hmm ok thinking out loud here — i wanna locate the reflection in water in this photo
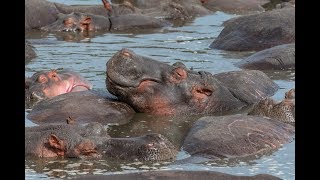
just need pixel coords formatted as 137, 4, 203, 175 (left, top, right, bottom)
25, 3, 294, 179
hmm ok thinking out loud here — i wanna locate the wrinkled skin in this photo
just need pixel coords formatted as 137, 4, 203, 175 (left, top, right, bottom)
249, 88, 295, 123
25, 41, 37, 62
181, 114, 294, 161
27, 90, 135, 125
25, 69, 92, 103
41, 12, 170, 33
236, 43, 295, 70
25, 123, 177, 161
200, 0, 266, 14
73, 170, 281, 180
210, 7, 295, 51
106, 48, 278, 116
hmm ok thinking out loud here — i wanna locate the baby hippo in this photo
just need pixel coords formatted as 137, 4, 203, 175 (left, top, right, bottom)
249, 88, 295, 123
25, 69, 92, 102
25, 123, 178, 161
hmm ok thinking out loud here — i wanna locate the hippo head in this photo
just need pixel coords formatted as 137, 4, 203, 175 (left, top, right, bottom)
106, 48, 243, 116
25, 69, 92, 102
102, 133, 178, 161
41, 12, 110, 33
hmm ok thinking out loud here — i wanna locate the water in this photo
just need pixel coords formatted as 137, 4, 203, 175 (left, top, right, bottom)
25, 0, 295, 179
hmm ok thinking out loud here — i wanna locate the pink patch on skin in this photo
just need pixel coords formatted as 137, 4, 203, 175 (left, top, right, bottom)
148, 96, 175, 115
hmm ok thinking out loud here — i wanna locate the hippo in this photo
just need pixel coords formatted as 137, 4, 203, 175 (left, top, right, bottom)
27, 90, 135, 125
73, 170, 281, 180
210, 7, 295, 51
25, 41, 37, 62
181, 114, 294, 162
248, 88, 295, 123
25, 69, 92, 103
236, 43, 295, 70
199, 0, 266, 14
106, 48, 278, 116
25, 123, 178, 161
41, 12, 170, 33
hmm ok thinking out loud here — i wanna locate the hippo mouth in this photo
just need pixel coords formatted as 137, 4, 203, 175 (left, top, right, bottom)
67, 84, 92, 93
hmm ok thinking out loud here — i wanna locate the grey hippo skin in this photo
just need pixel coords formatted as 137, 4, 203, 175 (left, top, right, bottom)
182, 114, 294, 161
27, 90, 135, 125
106, 48, 278, 116
25, 69, 92, 102
210, 7, 295, 51
25, 41, 37, 62
73, 170, 281, 180
25, 123, 177, 161
249, 88, 295, 123
236, 43, 295, 70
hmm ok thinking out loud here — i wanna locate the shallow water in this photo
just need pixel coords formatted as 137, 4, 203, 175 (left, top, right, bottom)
25, 0, 295, 179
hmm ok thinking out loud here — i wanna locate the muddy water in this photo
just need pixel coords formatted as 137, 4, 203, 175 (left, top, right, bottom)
25, 0, 295, 179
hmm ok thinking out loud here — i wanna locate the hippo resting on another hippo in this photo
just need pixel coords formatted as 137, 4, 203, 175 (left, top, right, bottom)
249, 88, 295, 123
180, 114, 294, 163
25, 122, 177, 161
25, 69, 92, 103
210, 7, 295, 51
106, 48, 278, 116
236, 43, 295, 70
74, 170, 281, 180
27, 90, 135, 125
25, 41, 37, 62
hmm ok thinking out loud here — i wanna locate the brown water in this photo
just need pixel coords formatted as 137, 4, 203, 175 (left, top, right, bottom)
25, 0, 295, 179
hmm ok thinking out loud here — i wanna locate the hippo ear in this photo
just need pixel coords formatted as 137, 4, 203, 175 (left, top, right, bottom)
48, 134, 65, 151
171, 67, 187, 82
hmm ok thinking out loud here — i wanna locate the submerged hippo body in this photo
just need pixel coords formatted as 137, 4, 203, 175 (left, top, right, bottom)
27, 90, 135, 125
25, 123, 177, 161
25, 69, 92, 103
106, 48, 278, 116
25, 41, 37, 62
210, 7, 295, 51
249, 88, 295, 123
74, 170, 281, 180
182, 114, 295, 161
236, 43, 295, 70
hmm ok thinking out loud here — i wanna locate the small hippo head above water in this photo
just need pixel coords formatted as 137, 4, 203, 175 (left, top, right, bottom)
25, 69, 92, 102
41, 12, 110, 33
106, 48, 246, 116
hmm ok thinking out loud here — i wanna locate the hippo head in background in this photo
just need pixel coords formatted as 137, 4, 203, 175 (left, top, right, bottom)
25, 69, 92, 103
106, 48, 245, 116
41, 12, 110, 33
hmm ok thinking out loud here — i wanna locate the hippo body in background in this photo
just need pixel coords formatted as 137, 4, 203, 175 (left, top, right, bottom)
25, 69, 92, 103
25, 123, 177, 161
200, 0, 267, 14
106, 48, 278, 116
236, 43, 295, 70
249, 88, 295, 123
27, 90, 135, 125
181, 114, 295, 161
25, 41, 37, 62
210, 7, 295, 51
73, 170, 281, 180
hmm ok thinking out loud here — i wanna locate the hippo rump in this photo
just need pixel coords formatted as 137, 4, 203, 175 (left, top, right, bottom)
210, 7, 295, 51
73, 170, 281, 180
25, 123, 177, 161
181, 114, 294, 162
27, 90, 135, 125
236, 43, 295, 70
199, 0, 267, 14
249, 88, 295, 123
41, 12, 171, 33
25, 41, 37, 62
106, 48, 278, 116
25, 69, 92, 103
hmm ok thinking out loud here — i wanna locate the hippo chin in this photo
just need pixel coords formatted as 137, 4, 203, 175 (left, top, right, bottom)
25, 69, 92, 103
25, 123, 177, 161
249, 88, 295, 123
106, 48, 278, 116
